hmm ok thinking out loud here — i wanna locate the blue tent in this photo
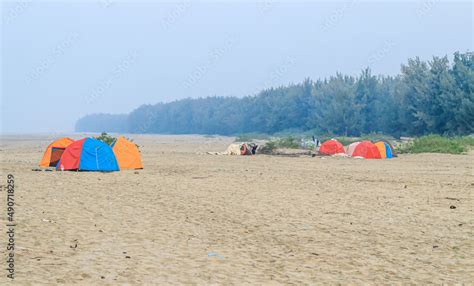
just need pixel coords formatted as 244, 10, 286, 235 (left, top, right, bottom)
384, 142, 393, 158
56, 138, 119, 171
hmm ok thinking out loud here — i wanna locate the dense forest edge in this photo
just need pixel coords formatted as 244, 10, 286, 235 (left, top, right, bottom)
76, 52, 473, 138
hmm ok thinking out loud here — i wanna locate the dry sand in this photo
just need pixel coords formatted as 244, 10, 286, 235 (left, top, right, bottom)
0, 134, 473, 284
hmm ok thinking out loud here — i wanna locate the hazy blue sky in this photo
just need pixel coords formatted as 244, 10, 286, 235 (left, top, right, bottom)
1, 1, 472, 133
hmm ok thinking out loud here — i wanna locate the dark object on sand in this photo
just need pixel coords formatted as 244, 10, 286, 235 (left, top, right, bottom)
450, 205, 457, 209
251, 144, 258, 155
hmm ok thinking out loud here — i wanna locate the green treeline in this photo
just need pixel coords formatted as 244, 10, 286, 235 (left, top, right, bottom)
75, 113, 128, 133
75, 52, 473, 137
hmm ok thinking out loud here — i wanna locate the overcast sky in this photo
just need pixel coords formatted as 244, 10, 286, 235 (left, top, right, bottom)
1, 1, 472, 133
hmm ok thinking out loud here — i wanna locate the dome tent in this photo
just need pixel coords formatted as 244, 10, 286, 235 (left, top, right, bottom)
374, 141, 393, 158
346, 141, 360, 157
319, 139, 345, 155
39, 137, 75, 167
350, 141, 382, 159
57, 138, 119, 171
112, 136, 143, 170
374, 139, 397, 158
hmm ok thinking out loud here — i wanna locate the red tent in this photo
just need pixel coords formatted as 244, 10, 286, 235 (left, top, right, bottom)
351, 141, 382, 159
319, 139, 345, 155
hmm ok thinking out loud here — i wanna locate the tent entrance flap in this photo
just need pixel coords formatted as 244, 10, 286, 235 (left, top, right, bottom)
50, 147, 65, 167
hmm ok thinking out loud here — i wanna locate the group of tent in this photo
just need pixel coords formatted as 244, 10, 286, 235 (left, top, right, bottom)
318, 139, 397, 159
39, 136, 392, 171
39, 136, 143, 171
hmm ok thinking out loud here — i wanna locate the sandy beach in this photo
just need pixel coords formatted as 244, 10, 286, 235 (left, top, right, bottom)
0, 134, 473, 284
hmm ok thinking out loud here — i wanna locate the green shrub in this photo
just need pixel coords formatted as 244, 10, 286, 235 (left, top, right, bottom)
259, 141, 277, 154
399, 135, 467, 154
275, 136, 300, 148
261, 136, 301, 152
94, 132, 117, 146
454, 136, 474, 147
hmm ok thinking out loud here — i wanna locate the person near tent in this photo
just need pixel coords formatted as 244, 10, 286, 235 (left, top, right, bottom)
312, 135, 320, 147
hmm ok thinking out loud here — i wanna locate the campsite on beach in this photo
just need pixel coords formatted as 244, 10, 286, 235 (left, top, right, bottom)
37, 133, 400, 173
6, 131, 474, 284
1, 133, 473, 284
2, 1, 473, 284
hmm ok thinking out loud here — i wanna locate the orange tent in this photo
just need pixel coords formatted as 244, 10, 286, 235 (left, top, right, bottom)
39, 137, 75, 167
112, 136, 143, 170
374, 141, 387, 158
374, 140, 396, 158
